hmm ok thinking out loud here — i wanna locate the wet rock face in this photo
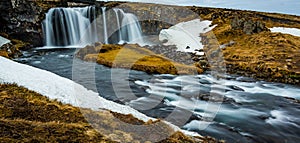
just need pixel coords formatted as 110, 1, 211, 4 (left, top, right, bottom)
0, 0, 44, 47
231, 16, 269, 34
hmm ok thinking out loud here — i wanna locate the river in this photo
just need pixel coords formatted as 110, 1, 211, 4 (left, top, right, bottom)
14, 48, 300, 143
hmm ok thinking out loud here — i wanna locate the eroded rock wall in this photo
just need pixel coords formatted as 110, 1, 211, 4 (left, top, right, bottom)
0, 0, 44, 47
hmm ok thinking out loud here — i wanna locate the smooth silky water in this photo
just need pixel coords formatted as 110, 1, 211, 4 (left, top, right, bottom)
15, 48, 300, 143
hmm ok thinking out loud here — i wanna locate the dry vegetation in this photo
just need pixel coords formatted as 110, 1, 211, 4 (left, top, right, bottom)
0, 83, 220, 143
0, 33, 29, 59
76, 44, 203, 75
188, 6, 300, 84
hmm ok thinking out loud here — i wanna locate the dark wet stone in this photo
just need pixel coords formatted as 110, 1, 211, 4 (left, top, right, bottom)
258, 114, 270, 120
227, 85, 245, 91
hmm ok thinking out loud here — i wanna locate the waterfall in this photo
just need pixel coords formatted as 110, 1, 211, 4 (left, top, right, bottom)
113, 9, 122, 42
102, 7, 108, 44
120, 12, 144, 43
43, 6, 144, 47
43, 6, 95, 47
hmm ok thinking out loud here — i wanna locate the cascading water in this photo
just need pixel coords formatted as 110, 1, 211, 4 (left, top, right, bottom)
102, 7, 108, 44
43, 6, 95, 47
120, 11, 144, 43
43, 6, 144, 47
113, 8, 122, 42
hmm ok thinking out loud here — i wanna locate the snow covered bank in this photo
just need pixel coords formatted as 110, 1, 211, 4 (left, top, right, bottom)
0, 36, 10, 47
269, 27, 300, 37
0, 56, 152, 122
159, 19, 216, 55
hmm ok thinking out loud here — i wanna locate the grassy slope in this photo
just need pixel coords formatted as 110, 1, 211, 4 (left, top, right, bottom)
0, 83, 221, 143
190, 6, 300, 84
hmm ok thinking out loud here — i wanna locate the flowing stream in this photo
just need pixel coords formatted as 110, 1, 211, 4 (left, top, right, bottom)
15, 48, 300, 143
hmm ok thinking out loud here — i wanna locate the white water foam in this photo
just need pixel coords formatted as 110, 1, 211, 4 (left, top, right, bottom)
266, 110, 299, 128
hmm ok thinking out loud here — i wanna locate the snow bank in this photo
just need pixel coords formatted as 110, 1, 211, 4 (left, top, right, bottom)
159, 19, 216, 55
0, 56, 152, 122
0, 36, 10, 47
269, 27, 300, 37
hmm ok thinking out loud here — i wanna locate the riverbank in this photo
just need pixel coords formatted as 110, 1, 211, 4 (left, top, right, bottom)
1, 83, 216, 142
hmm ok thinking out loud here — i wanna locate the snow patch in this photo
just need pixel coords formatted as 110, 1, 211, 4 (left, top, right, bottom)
159, 19, 216, 55
0, 36, 10, 47
269, 27, 300, 37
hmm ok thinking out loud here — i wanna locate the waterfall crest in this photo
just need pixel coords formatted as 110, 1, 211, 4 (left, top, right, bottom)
43, 6, 144, 47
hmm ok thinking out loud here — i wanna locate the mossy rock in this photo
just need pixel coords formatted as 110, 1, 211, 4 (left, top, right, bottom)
77, 44, 203, 75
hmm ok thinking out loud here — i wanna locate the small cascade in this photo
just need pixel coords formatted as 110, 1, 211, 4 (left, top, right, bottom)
120, 11, 144, 43
102, 7, 108, 44
43, 6, 144, 47
113, 8, 122, 42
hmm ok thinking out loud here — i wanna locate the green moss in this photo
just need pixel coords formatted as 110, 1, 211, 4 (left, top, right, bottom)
289, 74, 300, 79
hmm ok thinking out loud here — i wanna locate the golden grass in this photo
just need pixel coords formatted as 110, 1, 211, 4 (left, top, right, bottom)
0, 50, 9, 58
194, 8, 300, 84
0, 84, 113, 142
0, 84, 213, 142
222, 31, 300, 83
80, 44, 203, 75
